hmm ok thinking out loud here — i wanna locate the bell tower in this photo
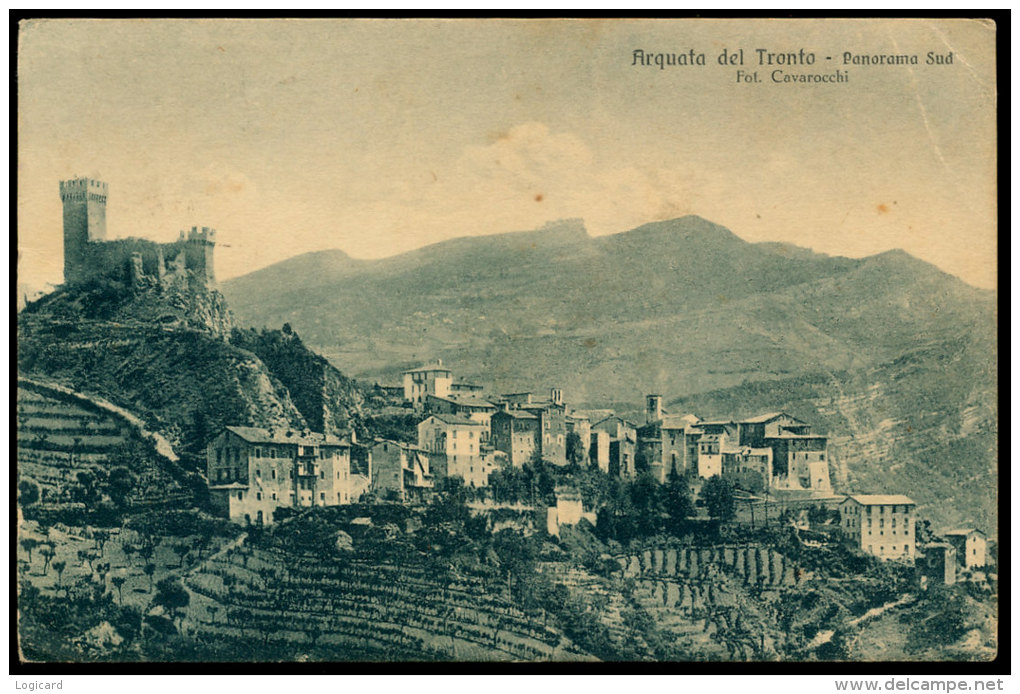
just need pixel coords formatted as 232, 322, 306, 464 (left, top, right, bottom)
60, 177, 108, 284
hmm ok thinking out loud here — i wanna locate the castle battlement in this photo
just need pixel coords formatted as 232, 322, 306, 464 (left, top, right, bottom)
61, 177, 216, 288
59, 177, 109, 201
186, 226, 217, 244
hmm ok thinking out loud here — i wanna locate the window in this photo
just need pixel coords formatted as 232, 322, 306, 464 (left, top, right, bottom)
256, 492, 262, 501
216, 450, 222, 463
254, 447, 261, 458
320, 470, 325, 479
237, 492, 243, 500
271, 493, 277, 501
270, 449, 276, 459
320, 493, 325, 501
271, 470, 276, 480
255, 468, 261, 478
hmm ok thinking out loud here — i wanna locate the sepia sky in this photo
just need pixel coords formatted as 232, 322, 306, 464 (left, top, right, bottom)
18, 18, 997, 289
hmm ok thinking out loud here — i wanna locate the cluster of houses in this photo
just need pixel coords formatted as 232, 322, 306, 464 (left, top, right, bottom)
204, 361, 990, 578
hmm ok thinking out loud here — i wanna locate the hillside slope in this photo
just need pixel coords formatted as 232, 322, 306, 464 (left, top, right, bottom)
18, 281, 365, 460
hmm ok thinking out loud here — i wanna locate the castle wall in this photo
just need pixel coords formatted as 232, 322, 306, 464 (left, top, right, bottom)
60, 177, 216, 289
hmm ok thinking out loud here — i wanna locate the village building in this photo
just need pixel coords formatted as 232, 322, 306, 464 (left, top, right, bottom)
721, 445, 774, 490
565, 412, 591, 467
839, 494, 917, 561
517, 389, 568, 466
402, 362, 453, 407
451, 380, 484, 394
490, 389, 568, 467
590, 429, 611, 473
591, 415, 637, 479
546, 486, 595, 537
368, 439, 433, 502
417, 413, 494, 488
736, 412, 831, 492
919, 543, 957, 587
694, 420, 739, 479
350, 443, 372, 501
425, 393, 497, 441
491, 407, 540, 467
206, 426, 357, 525
942, 528, 988, 570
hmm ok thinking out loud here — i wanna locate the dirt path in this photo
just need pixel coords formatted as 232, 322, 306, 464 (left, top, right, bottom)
807, 593, 915, 649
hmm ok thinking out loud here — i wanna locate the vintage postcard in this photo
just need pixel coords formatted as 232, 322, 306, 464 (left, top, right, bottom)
15, 18, 998, 667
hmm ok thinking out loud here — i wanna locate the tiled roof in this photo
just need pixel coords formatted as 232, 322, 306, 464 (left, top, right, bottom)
370, 438, 426, 452
493, 409, 538, 420
402, 364, 452, 374
225, 426, 350, 446
766, 432, 826, 439
427, 393, 497, 409
739, 411, 803, 424
423, 413, 484, 426
846, 494, 916, 506
592, 415, 637, 429
661, 413, 700, 429
943, 528, 985, 537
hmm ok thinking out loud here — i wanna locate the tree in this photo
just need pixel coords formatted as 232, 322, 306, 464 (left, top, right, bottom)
52, 560, 67, 591
493, 529, 538, 601
18, 479, 41, 507
916, 519, 937, 545
665, 474, 696, 534
78, 549, 97, 573
701, 476, 736, 523
143, 563, 157, 592
107, 467, 136, 508
39, 545, 55, 576
172, 542, 191, 568
565, 432, 585, 466
630, 472, 664, 535
138, 543, 156, 565
111, 575, 127, 604
154, 577, 190, 627
20, 537, 40, 564
93, 529, 111, 556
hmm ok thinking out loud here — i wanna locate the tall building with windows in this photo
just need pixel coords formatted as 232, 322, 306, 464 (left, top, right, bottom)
839, 494, 916, 561
417, 413, 494, 487
206, 426, 356, 525
402, 362, 453, 406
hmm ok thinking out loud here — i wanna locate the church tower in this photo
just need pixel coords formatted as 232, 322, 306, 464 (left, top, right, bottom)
60, 177, 108, 284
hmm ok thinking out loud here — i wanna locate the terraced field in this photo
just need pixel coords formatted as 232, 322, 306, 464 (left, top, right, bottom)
182, 540, 592, 661
17, 381, 190, 509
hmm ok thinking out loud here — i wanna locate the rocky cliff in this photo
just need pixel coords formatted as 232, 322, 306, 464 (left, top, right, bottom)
18, 276, 364, 461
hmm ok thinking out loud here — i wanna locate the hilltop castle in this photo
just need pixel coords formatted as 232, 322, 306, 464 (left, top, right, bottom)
60, 176, 216, 289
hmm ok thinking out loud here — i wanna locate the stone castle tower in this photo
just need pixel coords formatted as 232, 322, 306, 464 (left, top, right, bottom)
60, 177, 108, 284
59, 176, 216, 288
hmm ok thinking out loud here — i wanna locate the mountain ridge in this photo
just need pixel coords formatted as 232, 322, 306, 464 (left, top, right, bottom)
220, 215, 996, 532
